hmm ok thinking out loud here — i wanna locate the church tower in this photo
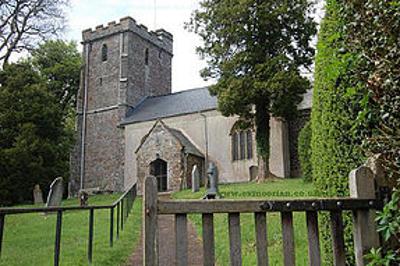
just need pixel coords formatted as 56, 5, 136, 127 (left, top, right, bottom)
70, 17, 173, 194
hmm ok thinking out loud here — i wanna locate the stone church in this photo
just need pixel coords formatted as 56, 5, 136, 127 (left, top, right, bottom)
70, 16, 311, 195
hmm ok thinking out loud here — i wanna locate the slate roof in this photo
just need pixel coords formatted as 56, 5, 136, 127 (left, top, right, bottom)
134, 120, 204, 158
121, 86, 312, 126
168, 128, 204, 158
121, 87, 217, 125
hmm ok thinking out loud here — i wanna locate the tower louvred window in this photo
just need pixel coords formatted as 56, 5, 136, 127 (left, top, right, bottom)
101, 44, 108, 62
145, 48, 149, 65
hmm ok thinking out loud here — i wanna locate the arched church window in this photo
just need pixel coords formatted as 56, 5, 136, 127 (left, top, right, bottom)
231, 123, 253, 161
101, 44, 108, 62
145, 48, 149, 65
246, 129, 253, 159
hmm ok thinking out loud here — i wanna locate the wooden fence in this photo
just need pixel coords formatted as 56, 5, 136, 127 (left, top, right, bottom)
0, 183, 137, 266
143, 166, 383, 266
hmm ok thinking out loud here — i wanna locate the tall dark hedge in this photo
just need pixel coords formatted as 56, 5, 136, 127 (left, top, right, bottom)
311, 0, 366, 264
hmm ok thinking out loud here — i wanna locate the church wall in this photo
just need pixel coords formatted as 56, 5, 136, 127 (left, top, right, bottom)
83, 109, 125, 191
86, 35, 121, 110
124, 110, 289, 190
124, 30, 172, 108
70, 33, 126, 193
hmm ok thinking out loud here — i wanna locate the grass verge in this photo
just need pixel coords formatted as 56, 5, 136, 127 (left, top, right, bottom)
0, 194, 142, 266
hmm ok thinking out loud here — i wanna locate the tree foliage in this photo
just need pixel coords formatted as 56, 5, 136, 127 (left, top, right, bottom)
0, 0, 69, 67
0, 63, 71, 206
187, 0, 316, 179
31, 40, 81, 113
0, 39, 79, 205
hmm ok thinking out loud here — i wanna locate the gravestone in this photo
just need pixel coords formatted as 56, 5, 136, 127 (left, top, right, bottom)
191, 165, 200, 192
249, 166, 258, 181
46, 177, 64, 207
203, 162, 220, 199
33, 184, 44, 204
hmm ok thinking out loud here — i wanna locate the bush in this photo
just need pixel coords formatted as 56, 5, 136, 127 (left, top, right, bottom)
298, 121, 312, 182
311, 0, 366, 264
340, 0, 400, 261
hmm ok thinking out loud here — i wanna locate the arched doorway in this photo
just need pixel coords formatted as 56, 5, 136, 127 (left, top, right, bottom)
150, 159, 167, 192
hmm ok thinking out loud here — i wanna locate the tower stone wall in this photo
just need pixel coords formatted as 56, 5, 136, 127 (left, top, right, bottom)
70, 17, 173, 195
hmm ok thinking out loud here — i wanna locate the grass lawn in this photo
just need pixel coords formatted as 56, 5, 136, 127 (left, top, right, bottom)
173, 178, 328, 265
0, 194, 142, 266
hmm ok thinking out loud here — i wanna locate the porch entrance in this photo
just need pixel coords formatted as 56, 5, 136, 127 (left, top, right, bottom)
150, 159, 167, 192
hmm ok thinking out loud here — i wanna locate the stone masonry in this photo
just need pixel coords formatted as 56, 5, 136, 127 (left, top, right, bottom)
136, 122, 184, 193
70, 17, 173, 195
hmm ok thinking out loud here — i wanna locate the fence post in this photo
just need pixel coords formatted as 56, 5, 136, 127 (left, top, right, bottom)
54, 210, 63, 266
88, 208, 94, 264
110, 207, 114, 247
0, 214, 4, 257
349, 166, 380, 266
143, 176, 158, 266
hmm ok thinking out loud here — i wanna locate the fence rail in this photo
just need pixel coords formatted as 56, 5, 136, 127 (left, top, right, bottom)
157, 198, 382, 214
0, 183, 137, 266
144, 165, 383, 266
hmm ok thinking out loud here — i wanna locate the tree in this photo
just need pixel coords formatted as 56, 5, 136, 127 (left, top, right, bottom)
31, 40, 81, 113
0, 0, 69, 68
187, 0, 317, 180
0, 63, 71, 206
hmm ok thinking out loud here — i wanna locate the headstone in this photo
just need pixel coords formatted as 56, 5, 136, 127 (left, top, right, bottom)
79, 190, 89, 206
364, 154, 387, 186
191, 165, 200, 192
349, 166, 380, 265
46, 177, 64, 207
203, 162, 220, 199
33, 184, 43, 204
249, 166, 258, 181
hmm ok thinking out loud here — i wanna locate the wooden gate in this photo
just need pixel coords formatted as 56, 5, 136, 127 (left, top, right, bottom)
143, 166, 383, 266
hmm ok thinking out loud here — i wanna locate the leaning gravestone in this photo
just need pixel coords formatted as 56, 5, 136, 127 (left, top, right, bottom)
192, 165, 200, 192
33, 184, 44, 204
46, 177, 64, 207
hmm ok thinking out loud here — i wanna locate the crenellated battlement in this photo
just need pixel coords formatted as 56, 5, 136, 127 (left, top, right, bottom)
82, 16, 173, 54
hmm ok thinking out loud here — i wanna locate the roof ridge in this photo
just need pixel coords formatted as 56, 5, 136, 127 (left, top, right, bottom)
147, 86, 210, 99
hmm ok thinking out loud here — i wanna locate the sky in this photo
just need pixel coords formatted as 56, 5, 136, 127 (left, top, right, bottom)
66, 0, 325, 93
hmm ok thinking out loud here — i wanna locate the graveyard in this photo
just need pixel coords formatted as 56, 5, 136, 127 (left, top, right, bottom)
0, 178, 318, 265
0, 194, 142, 266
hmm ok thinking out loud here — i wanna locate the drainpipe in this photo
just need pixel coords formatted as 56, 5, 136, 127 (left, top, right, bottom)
80, 43, 90, 190
199, 112, 209, 183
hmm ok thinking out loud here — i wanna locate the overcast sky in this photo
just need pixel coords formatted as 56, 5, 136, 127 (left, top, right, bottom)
66, 0, 324, 93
